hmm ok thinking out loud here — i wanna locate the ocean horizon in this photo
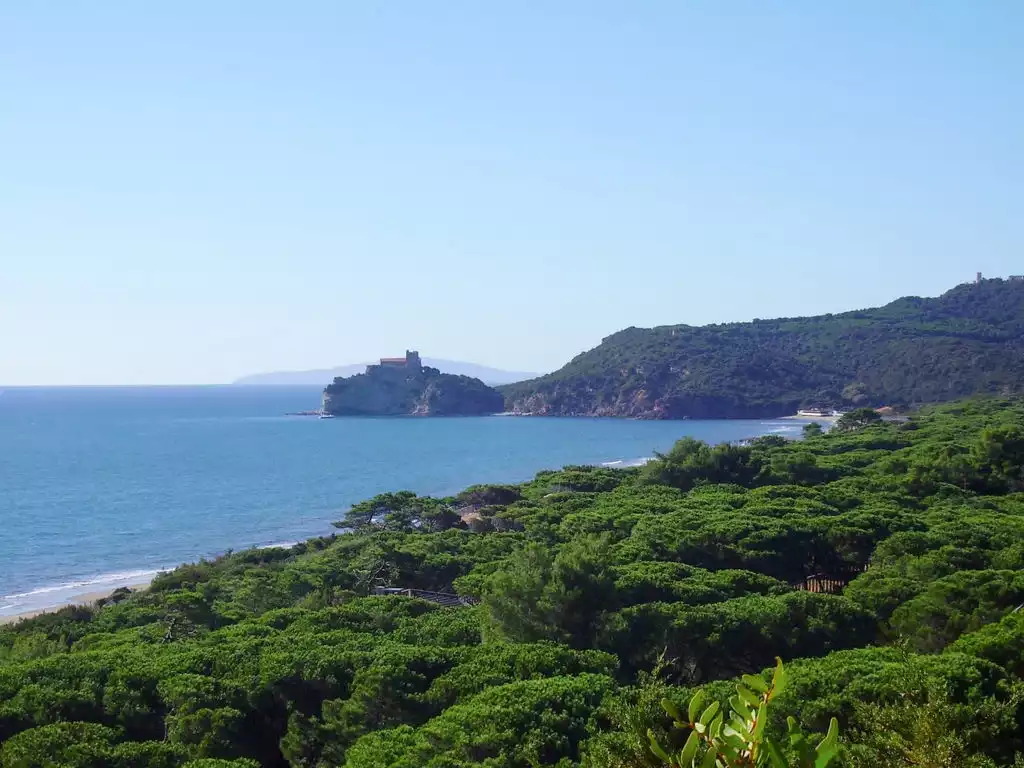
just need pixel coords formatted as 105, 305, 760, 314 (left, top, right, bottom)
0, 386, 800, 617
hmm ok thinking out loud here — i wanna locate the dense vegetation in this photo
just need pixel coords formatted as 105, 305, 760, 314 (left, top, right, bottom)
322, 364, 502, 416
4, 397, 1024, 767
501, 279, 1024, 418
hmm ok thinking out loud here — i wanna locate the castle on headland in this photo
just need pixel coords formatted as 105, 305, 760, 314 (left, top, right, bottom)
366, 351, 422, 374
976, 272, 1023, 284
325, 350, 503, 416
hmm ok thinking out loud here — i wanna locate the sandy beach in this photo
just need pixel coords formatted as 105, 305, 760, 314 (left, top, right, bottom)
0, 581, 153, 626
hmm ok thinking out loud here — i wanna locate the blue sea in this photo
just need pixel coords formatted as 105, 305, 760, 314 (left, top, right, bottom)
0, 386, 800, 617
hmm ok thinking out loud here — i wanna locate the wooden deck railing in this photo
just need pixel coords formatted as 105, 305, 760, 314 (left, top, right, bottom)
372, 586, 479, 606
792, 564, 869, 594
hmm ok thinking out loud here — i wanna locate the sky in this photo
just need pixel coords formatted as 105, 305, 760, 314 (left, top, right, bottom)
1, 3, 1021, 385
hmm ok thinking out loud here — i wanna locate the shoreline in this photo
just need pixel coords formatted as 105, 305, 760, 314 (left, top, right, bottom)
1, 418, 803, 625
1, 541, 300, 625
0, 580, 154, 625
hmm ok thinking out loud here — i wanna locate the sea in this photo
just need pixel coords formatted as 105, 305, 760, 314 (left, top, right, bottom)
0, 386, 801, 618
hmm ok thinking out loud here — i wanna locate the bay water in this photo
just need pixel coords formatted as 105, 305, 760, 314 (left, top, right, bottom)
0, 386, 799, 616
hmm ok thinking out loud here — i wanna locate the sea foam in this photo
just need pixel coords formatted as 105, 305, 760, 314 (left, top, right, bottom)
0, 568, 167, 617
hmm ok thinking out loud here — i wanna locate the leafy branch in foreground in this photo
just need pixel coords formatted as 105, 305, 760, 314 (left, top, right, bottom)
647, 659, 840, 768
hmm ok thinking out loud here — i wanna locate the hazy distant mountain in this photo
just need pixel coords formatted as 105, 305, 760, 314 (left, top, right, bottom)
233, 359, 539, 387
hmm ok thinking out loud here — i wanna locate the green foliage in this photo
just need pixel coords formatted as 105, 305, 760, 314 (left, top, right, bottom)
456, 483, 524, 507
601, 592, 875, 683
972, 426, 1024, 491
842, 655, 1023, 768
0, 722, 185, 768
2, 396, 1024, 765
802, 422, 824, 439
344, 674, 615, 768
887, 570, 1024, 651
948, 611, 1024, 678
333, 491, 463, 534
647, 660, 840, 768
0, 722, 119, 768
482, 534, 616, 648
640, 440, 761, 491
835, 409, 883, 432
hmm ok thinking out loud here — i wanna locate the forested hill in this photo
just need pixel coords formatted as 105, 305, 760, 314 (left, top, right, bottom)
501, 278, 1024, 418
3, 397, 1024, 767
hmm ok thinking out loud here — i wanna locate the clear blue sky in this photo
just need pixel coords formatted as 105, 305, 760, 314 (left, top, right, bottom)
2, 2, 1021, 385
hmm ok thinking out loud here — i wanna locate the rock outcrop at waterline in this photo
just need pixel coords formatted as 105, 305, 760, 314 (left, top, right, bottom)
322, 352, 503, 416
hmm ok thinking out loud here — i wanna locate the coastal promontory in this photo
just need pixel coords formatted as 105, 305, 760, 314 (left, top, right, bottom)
322, 351, 504, 416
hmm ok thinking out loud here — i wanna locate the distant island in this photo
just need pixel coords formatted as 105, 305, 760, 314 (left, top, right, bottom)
322, 351, 504, 416
234, 358, 538, 387
500, 277, 1024, 419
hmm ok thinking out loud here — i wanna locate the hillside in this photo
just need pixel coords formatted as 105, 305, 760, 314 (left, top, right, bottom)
235, 359, 538, 387
501, 278, 1024, 418
322, 359, 503, 416
3, 397, 1024, 766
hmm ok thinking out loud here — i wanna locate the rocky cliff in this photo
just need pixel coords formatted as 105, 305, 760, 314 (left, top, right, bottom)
323, 365, 503, 416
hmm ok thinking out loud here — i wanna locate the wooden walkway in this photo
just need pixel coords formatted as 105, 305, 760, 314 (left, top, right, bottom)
375, 567, 869, 605
372, 586, 479, 607
792, 565, 868, 594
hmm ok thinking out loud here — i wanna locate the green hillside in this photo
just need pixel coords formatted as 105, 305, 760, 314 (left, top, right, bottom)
501, 278, 1024, 418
